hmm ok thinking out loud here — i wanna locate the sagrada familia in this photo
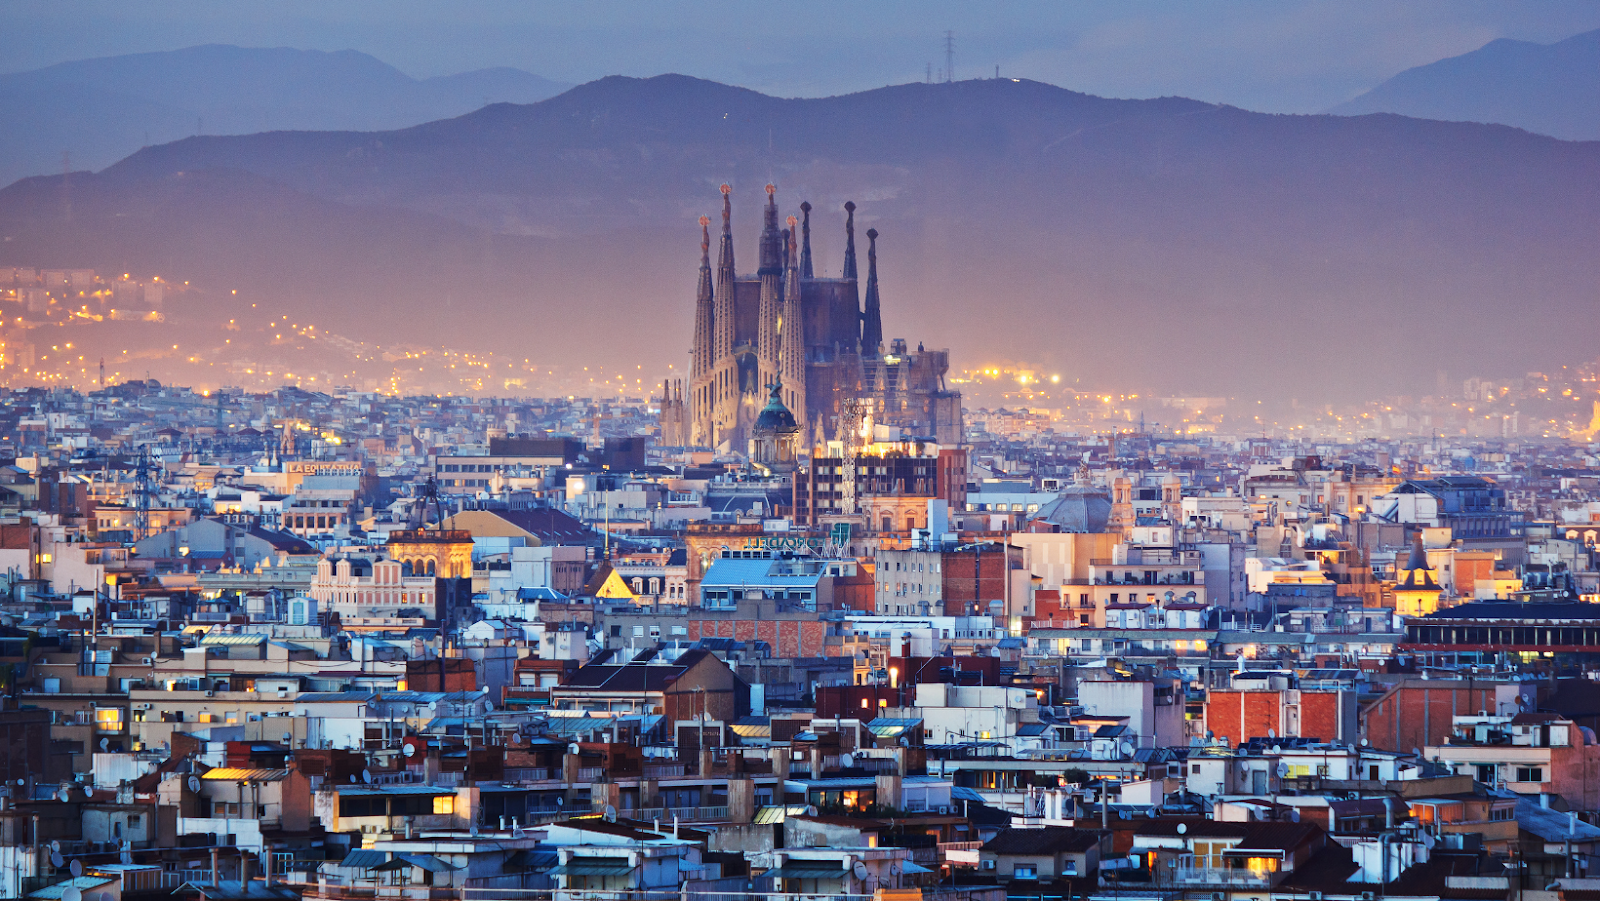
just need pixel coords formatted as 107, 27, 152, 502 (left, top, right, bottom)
658, 184, 962, 453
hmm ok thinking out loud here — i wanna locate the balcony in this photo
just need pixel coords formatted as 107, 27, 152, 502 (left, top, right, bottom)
628, 805, 729, 822
1163, 854, 1277, 887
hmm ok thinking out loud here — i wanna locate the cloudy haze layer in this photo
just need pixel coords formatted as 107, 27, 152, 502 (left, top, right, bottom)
4, 0, 1600, 112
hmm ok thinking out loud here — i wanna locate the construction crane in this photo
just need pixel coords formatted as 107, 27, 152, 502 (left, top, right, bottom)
132, 445, 155, 542
836, 397, 873, 519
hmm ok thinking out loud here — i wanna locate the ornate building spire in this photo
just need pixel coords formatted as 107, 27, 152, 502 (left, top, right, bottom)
782, 215, 807, 431
842, 201, 858, 280
799, 201, 814, 279
757, 184, 783, 392
691, 215, 714, 382
758, 184, 783, 275
713, 184, 736, 361
861, 227, 883, 357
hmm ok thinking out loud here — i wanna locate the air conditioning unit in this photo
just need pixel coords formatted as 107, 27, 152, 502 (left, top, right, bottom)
1310, 893, 1324, 900
136, 703, 152, 711
1212, 893, 1226, 901
1362, 893, 1376, 901
938, 805, 950, 815
980, 861, 996, 870
141, 657, 153, 666
204, 690, 215, 698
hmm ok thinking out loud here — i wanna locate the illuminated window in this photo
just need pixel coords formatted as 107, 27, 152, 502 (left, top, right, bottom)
433, 795, 454, 815
95, 708, 123, 731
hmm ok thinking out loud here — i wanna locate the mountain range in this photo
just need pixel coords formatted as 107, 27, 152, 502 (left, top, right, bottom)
0, 74, 1596, 404
0, 44, 570, 186
1330, 28, 1600, 141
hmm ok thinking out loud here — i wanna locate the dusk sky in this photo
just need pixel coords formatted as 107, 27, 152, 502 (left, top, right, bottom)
5, 0, 1599, 112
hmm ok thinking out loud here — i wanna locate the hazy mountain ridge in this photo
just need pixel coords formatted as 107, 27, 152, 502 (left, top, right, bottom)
0, 44, 571, 186
1329, 28, 1600, 141
1, 75, 1596, 403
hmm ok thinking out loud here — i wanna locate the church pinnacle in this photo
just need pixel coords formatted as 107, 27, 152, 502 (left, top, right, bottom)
861, 227, 883, 356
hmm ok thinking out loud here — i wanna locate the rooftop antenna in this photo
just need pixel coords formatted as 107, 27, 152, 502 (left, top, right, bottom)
945, 30, 955, 82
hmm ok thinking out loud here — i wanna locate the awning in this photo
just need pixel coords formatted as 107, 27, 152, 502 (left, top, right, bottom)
507, 849, 559, 869
374, 854, 459, 873
332, 850, 388, 869
549, 859, 633, 877
764, 862, 848, 880
900, 862, 935, 875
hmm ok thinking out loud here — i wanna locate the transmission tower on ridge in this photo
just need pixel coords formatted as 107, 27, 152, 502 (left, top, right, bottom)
945, 31, 955, 82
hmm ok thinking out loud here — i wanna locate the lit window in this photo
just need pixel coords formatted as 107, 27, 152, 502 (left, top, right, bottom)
433, 795, 454, 815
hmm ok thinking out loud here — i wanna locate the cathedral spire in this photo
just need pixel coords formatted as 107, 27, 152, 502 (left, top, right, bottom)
691, 215, 714, 382
782, 215, 807, 429
718, 184, 735, 275
758, 183, 783, 275
757, 184, 783, 394
842, 201, 857, 280
799, 201, 814, 279
861, 227, 883, 357
713, 185, 736, 361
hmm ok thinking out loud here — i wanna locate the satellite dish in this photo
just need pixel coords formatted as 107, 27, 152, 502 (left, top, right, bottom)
807, 805, 819, 816
70, 859, 84, 878
555, 797, 564, 807
57, 788, 71, 803
1276, 762, 1290, 777
469, 824, 479, 837
361, 770, 372, 784
604, 804, 617, 823
1147, 807, 1159, 818
568, 743, 581, 756
281, 732, 293, 744
1271, 745, 1282, 754
188, 776, 201, 793
403, 743, 416, 758
349, 774, 357, 783
51, 849, 65, 868
1267, 729, 1275, 739
15, 778, 23, 786
51, 841, 61, 853
61, 888, 81, 901
1177, 823, 1188, 835
1411, 747, 1422, 757
1120, 741, 1134, 757
1360, 738, 1369, 747
99, 737, 109, 751
1290, 808, 1301, 823
853, 862, 870, 881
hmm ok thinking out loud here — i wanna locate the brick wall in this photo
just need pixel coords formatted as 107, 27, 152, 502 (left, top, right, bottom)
1363, 684, 1501, 753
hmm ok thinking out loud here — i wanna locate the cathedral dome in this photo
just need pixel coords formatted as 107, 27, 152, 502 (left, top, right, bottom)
1029, 485, 1114, 533
754, 383, 799, 434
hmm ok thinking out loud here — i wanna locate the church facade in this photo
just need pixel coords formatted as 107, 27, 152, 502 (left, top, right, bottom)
686, 184, 961, 450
